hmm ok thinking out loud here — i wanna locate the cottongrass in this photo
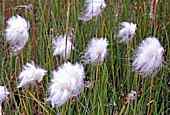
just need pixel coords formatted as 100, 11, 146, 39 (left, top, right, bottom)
117, 22, 137, 43
0, 86, 9, 115
17, 62, 47, 88
82, 37, 108, 64
52, 29, 75, 59
5, 15, 30, 55
0, 86, 9, 104
132, 37, 164, 76
79, 0, 106, 21
47, 62, 85, 107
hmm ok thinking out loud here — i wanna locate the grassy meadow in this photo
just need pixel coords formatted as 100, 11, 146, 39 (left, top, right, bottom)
0, 0, 170, 114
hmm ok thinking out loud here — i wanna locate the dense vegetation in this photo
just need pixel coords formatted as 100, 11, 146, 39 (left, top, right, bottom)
0, 0, 169, 114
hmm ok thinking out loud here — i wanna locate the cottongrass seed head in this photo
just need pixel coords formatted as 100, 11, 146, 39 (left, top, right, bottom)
79, 0, 106, 22
132, 37, 164, 76
17, 62, 47, 88
0, 86, 9, 104
52, 30, 74, 59
83, 38, 108, 64
48, 62, 85, 107
5, 15, 30, 54
118, 22, 137, 43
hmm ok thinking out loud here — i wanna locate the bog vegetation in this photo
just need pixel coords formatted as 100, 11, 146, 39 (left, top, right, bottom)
0, 0, 169, 115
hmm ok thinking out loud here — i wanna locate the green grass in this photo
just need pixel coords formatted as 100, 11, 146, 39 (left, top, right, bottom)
0, 0, 169, 114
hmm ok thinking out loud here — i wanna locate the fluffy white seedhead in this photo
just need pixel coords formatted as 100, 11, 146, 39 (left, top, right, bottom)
79, 0, 106, 21
83, 38, 108, 64
133, 37, 164, 76
17, 62, 47, 88
53, 34, 74, 59
118, 22, 137, 43
48, 62, 85, 107
0, 86, 9, 104
5, 15, 30, 54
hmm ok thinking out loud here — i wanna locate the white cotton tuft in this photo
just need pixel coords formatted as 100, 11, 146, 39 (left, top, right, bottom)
17, 62, 47, 88
132, 37, 164, 76
83, 38, 108, 64
0, 86, 9, 104
118, 22, 137, 43
48, 62, 85, 107
79, 0, 106, 21
5, 15, 30, 54
52, 31, 74, 59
